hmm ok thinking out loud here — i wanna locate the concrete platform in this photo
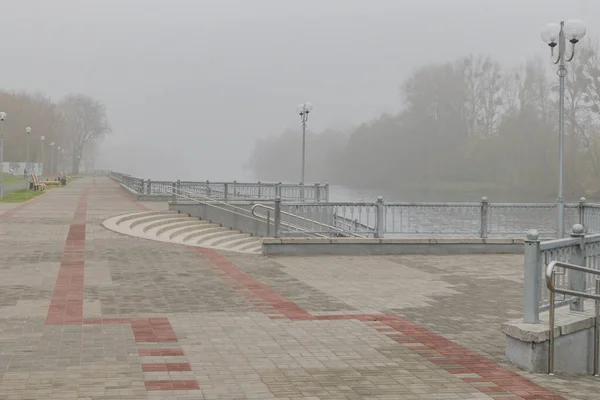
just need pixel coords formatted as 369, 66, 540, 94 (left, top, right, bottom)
0, 176, 597, 399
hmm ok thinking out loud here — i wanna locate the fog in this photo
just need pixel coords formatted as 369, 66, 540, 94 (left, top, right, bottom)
0, 0, 598, 182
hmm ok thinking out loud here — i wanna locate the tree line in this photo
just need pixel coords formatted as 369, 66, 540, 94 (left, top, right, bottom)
248, 40, 600, 201
0, 91, 110, 175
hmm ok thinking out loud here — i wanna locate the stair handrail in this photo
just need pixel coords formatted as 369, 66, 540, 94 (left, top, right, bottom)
545, 260, 600, 376
168, 186, 326, 238
251, 203, 366, 238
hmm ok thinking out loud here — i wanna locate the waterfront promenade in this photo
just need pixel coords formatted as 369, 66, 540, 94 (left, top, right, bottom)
0, 176, 597, 399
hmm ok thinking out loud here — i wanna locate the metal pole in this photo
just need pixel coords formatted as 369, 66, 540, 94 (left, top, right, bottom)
50, 147, 54, 176
301, 116, 306, 186
557, 21, 567, 239
548, 270, 556, 375
0, 119, 4, 200
41, 141, 44, 180
26, 132, 30, 178
594, 278, 599, 376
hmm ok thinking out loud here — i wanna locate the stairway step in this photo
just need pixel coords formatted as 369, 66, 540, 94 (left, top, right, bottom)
224, 236, 261, 249
182, 227, 231, 242
210, 233, 251, 247
143, 217, 195, 232
169, 223, 220, 240
155, 220, 210, 236
130, 214, 186, 229
194, 230, 239, 245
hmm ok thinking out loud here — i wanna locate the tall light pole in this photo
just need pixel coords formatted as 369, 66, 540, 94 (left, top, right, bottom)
49, 142, 55, 176
541, 19, 586, 238
296, 102, 313, 186
0, 112, 6, 200
25, 127, 31, 177
57, 146, 61, 173
40, 136, 45, 179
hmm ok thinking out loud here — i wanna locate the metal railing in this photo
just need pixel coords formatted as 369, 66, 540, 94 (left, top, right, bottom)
545, 260, 600, 376
251, 201, 366, 238
110, 171, 600, 239
169, 186, 338, 238
110, 171, 329, 202
524, 224, 600, 324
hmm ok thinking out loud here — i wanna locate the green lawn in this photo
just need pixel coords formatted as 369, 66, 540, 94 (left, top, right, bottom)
0, 188, 44, 203
1, 174, 26, 186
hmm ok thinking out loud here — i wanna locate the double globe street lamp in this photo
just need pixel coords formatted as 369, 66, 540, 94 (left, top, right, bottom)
541, 19, 587, 238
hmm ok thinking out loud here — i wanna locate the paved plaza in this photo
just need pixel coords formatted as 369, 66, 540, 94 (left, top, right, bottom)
0, 177, 598, 399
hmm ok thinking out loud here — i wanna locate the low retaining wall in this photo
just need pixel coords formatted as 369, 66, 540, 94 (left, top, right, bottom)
502, 301, 597, 374
262, 238, 524, 256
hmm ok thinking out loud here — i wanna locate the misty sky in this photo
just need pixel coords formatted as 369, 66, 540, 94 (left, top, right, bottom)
0, 0, 598, 181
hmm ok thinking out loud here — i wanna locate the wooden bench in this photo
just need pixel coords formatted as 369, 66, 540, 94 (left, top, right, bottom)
43, 174, 61, 187
31, 174, 46, 191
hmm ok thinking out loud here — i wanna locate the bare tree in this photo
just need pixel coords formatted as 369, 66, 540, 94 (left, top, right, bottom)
59, 94, 111, 175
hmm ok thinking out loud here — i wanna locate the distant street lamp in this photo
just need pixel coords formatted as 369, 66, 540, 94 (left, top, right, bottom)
0, 112, 6, 200
25, 127, 31, 178
57, 146, 61, 173
541, 19, 587, 238
40, 136, 45, 179
49, 142, 55, 175
296, 102, 313, 186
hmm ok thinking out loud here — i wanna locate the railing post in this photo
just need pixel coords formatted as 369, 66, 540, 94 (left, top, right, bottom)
524, 229, 541, 324
171, 181, 176, 203
233, 180, 237, 198
480, 196, 489, 239
147, 179, 152, 195
266, 210, 271, 237
276, 182, 282, 198
140, 179, 145, 194
325, 183, 329, 202
314, 183, 320, 203
206, 180, 211, 197
570, 224, 586, 312
257, 181, 262, 198
223, 183, 228, 202
375, 196, 385, 239
579, 197, 587, 229
274, 196, 281, 238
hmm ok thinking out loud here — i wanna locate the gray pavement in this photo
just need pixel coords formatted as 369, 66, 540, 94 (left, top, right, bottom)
0, 176, 595, 399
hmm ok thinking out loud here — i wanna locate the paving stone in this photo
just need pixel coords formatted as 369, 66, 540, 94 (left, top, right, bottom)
0, 177, 595, 399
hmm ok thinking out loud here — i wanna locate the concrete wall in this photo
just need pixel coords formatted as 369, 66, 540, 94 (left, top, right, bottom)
502, 301, 598, 374
170, 201, 331, 238
262, 238, 524, 256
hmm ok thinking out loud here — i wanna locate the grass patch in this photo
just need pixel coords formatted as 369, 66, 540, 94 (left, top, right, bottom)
0, 189, 44, 203
1, 174, 26, 186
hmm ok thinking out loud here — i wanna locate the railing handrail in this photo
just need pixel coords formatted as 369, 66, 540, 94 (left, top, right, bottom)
545, 260, 600, 376
170, 187, 328, 238
250, 203, 366, 238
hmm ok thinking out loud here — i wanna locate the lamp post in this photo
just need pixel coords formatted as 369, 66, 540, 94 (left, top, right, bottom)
0, 112, 6, 200
49, 142, 55, 176
541, 19, 587, 238
40, 136, 45, 179
57, 146, 61, 173
296, 102, 313, 186
25, 127, 31, 178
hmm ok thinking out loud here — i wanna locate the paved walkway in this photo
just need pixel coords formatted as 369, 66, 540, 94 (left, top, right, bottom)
0, 177, 597, 399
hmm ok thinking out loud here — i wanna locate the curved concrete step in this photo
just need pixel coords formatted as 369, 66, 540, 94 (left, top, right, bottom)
130, 214, 185, 229
102, 212, 262, 254
155, 220, 212, 236
170, 224, 221, 240
143, 217, 196, 233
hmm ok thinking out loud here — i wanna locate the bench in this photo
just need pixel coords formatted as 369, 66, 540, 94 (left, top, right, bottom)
31, 174, 46, 191
43, 174, 61, 187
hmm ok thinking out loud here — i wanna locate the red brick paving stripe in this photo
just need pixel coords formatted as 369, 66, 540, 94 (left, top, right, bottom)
131, 318, 179, 343
142, 363, 192, 372
45, 189, 89, 325
145, 380, 200, 391
195, 248, 313, 320
114, 178, 563, 400
139, 349, 185, 357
